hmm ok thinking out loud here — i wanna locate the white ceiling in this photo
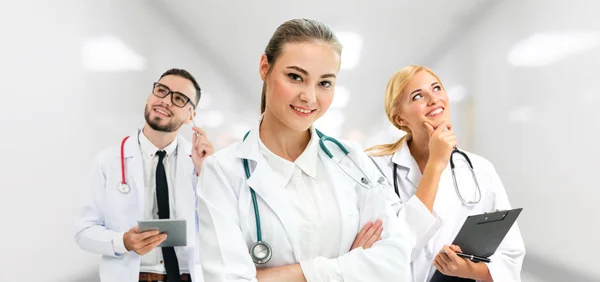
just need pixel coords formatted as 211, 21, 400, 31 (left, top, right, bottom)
152, 0, 497, 138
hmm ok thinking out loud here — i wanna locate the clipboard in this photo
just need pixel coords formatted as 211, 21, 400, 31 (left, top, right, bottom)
430, 208, 523, 282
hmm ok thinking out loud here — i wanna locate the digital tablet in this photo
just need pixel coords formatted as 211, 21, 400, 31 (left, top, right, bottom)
138, 219, 187, 247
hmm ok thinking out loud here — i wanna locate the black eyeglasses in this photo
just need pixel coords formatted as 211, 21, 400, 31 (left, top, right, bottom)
152, 82, 196, 108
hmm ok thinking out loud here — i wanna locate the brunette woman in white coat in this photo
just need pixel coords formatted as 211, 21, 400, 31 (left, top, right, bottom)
195, 19, 412, 282
367, 65, 525, 282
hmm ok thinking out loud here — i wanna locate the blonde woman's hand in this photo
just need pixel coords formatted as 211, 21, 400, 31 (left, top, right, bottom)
425, 121, 457, 171
434, 245, 473, 278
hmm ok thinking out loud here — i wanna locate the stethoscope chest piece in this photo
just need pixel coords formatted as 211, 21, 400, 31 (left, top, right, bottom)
117, 182, 130, 194
250, 241, 272, 264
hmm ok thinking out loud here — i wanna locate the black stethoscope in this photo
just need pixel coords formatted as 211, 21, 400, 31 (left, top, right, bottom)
393, 148, 481, 205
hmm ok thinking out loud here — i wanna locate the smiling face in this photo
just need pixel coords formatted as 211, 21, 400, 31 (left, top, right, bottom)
144, 74, 197, 133
395, 70, 451, 136
260, 41, 341, 132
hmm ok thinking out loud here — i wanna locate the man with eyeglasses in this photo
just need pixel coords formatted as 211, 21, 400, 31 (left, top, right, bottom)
75, 69, 214, 282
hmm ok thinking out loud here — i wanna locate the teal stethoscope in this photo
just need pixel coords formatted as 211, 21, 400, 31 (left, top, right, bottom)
242, 129, 385, 264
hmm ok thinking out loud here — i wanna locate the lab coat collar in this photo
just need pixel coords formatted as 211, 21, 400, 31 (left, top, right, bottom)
235, 116, 262, 162
391, 137, 422, 188
123, 129, 143, 158
123, 128, 187, 158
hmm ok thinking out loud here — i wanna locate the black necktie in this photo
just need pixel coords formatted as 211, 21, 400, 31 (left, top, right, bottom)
156, 150, 181, 282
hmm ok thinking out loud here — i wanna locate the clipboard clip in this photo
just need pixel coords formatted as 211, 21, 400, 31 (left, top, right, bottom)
478, 210, 508, 224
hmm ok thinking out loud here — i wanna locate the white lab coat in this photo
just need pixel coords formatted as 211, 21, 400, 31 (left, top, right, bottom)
370, 139, 526, 282
74, 130, 203, 282
195, 122, 412, 282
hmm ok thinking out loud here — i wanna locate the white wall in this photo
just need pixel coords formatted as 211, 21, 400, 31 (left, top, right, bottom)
0, 1, 246, 281
431, 0, 600, 280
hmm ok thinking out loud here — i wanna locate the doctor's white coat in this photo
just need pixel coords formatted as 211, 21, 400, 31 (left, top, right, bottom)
196, 126, 413, 282
74, 130, 202, 282
370, 140, 526, 282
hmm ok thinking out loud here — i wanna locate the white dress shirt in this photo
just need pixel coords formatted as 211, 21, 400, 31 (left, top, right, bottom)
257, 131, 343, 280
112, 129, 189, 274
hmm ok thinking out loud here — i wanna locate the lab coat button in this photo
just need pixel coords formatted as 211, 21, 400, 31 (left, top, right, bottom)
424, 248, 432, 260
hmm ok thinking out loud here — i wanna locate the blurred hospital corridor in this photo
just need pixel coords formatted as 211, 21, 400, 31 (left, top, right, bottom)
0, 0, 598, 281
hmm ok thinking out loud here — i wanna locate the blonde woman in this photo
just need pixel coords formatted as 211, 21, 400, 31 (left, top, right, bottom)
367, 65, 525, 281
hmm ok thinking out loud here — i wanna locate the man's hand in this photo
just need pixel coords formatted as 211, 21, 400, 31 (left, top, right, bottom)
123, 226, 166, 255
191, 127, 215, 174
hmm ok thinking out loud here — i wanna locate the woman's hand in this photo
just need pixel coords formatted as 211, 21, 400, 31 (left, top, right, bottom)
350, 220, 383, 251
433, 245, 493, 281
434, 245, 471, 278
424, 121, 457, 171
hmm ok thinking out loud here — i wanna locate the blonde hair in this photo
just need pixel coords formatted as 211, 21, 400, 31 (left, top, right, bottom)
365, 65, 444, 157
260, 19, 343, 113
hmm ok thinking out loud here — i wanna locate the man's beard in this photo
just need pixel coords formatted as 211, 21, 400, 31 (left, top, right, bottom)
144, 106, 184, 133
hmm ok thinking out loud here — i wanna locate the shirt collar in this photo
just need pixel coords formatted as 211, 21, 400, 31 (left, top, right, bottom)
257, 135, 295, 188
294, 126, 319, 179
138, 129, 178, 158
257, 125, 320, 187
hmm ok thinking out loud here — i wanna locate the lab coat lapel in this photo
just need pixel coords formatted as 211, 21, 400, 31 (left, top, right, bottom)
432, 166, 455, 219
236, 127, 301, 261
392, 142, 422, 191
318, 149, 360, 255
174, 136, 196, 229
123, 130, 145, 220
